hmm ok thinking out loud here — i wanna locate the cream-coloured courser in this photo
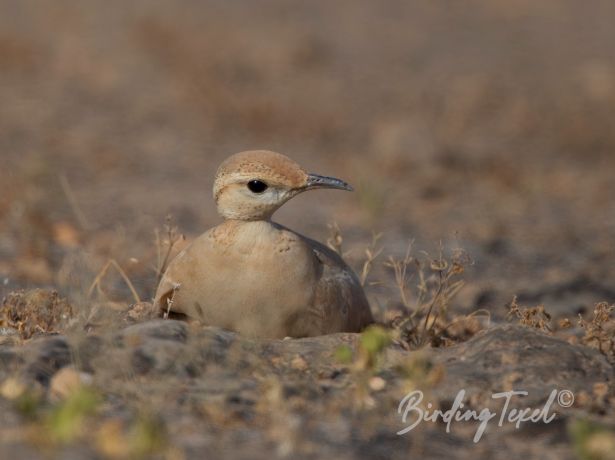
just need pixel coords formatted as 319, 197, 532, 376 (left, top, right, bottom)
154, 150, 373, 338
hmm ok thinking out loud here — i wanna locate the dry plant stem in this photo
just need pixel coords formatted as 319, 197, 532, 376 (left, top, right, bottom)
422, 270, 444, 337
163, 285, 180, 319
326, 222, 343, 256
415, 263, 427, 308
155, 217, 182, 286
59, 173, 90, 231
360, 232, 383, 286
385, 241, 415, 311
87, 259, 141, 304
420, 246, 468, 340
388, 243, 470, 348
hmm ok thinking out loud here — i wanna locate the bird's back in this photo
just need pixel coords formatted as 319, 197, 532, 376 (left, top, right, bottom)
294, 233, 374, 336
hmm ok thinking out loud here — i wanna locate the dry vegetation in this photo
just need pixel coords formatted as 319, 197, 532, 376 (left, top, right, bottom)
0, 290, 74, 341
578, 302, 615, 363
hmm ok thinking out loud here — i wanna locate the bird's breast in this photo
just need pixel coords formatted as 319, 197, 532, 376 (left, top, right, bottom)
180, 221, 319, 314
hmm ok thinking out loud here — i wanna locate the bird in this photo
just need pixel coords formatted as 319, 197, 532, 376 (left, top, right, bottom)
154, 150, 373, 338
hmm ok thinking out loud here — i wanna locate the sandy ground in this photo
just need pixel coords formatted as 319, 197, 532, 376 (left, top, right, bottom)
0, 1, 614, 459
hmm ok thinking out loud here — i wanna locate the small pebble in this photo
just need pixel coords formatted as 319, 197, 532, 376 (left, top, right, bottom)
0, 377, 27, 400
49, 367, 93, 401
290, 355, 308, 371
368, 376, 386, 391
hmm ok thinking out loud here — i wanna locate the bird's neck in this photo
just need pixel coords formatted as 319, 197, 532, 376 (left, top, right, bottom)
221, 218, 285, 232
216, 219, 288, 250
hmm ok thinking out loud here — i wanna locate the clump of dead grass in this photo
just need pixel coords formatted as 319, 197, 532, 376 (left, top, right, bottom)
326, 224, 484, 349
506, 296, 553, 333
578, 302, 615, 362
382, 242, 483, 348
0, 289, 74, 340
506, 298, 615, 362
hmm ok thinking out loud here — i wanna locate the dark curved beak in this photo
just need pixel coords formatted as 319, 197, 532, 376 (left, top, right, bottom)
306, 173, 353, 192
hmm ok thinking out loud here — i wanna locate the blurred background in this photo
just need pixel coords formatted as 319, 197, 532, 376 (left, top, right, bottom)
0, 0, 614, 320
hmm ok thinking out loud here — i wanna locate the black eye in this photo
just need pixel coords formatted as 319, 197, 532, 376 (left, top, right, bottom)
247, 180, 268, 194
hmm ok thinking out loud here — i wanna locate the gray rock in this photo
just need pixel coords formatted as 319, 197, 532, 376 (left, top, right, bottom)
0, 347, 23, 381
131, 339, 195, 376
432, 325, 613, 408
119, 319, 188, 344
194, 326, 237, 365
23, 336, 72, 386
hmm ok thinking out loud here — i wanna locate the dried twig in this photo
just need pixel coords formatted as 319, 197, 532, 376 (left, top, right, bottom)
506, 296, 552, 332
155, 215, 183, 286
384, 240, 415, 310
359, 232, 383, 286
162, 284, 181, 320
58, 173, 90, 231
326, 222, 344, 256
88, 259, 141, 304
387, 243, 471, 348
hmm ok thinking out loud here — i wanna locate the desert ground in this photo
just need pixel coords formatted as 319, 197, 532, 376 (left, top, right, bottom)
0, 1, 614, 459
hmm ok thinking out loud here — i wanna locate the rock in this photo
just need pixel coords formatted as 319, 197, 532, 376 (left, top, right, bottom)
49, 367, 93, 401
369, 376, 387, 391
131, 339, 193, 376
260, 332, 361, 373
0, 346, 19, 364
431, 325, 614, 408
23, 336, 72, 386
194, 326, 237, 365
72, 335, 104, 373
119, 320, 188, 345
0, 316, 612, 460
0, 376, 44, 403
0, 377, 28, 400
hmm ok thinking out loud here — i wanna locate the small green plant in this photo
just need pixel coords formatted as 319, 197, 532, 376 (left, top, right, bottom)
570, 418, 615, 460
334, 344, 354, 365
128, 412, 168, 458
358, 324, 392, 369
334, 325, 392, 371
46, 387, 101, 444
95, 411, 169, 459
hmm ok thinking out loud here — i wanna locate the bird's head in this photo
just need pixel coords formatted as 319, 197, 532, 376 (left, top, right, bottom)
213, 150, 353, 221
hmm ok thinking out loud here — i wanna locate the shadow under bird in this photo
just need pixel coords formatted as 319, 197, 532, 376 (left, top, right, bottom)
154, 150, 374, 338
